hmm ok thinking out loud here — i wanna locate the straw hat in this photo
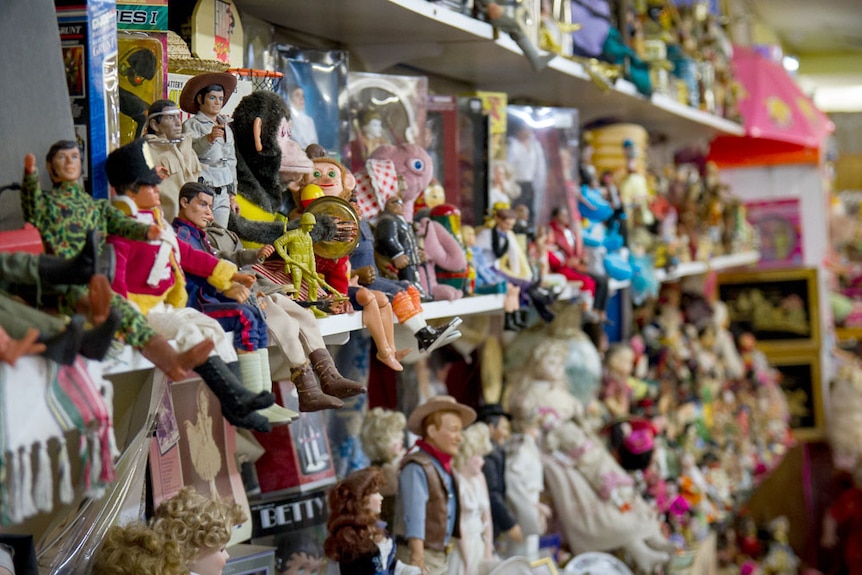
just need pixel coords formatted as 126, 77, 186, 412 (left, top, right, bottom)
179, 72, 237, 114
166, 30, 230, 75
406, 395, 476, 436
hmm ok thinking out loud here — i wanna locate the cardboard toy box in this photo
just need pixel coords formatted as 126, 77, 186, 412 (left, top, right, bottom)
253, 380, 337, 496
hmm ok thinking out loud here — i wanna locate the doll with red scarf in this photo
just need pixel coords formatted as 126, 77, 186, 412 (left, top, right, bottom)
395, 396, 477, 575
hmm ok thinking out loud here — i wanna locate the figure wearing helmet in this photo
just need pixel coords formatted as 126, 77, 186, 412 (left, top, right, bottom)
274, 212, 320, 302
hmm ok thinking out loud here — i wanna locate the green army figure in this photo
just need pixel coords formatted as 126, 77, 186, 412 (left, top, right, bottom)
274, 212, 321, 303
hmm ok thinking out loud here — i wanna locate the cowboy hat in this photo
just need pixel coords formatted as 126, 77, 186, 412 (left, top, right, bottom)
407, 395, 476, 436
179, 71, 237, 114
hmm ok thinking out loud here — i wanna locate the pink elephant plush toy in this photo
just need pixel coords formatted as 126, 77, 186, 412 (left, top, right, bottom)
414, 215, 466, 301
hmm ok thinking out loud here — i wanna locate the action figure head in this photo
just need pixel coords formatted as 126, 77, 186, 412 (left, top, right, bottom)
146, 99, 183, 140
45, 140, 83, 184
300, 212, 316, 232
406, 395, 476, 455
178, 182, 215, 229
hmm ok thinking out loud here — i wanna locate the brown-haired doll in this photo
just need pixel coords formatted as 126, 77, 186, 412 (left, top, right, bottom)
325, 467, 418, 575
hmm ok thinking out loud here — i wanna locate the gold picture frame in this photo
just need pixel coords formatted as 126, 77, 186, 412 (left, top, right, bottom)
767, 349, 824, 441
716, 267, 820, 353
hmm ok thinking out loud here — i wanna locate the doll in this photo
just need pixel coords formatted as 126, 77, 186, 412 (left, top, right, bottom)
144, 99, 203, 222
19, 140, 214, 386
450, 423, 495, 575
325, 467, 420, 575
504, 414, 550, 558
505, 338, 583, 425
475, 405, 520, 548
395, 395, 477, 575
93, 522, 188, 575
106, 140, 277, 432
601, 344, 636, 419
414, 207, 467, 301
181, 72, 239, 228
360, 407, 407, 529
761, 517, 798, 575
150, 486, 247, 575
541, 419, 673, 572
375, 193, 425, 295
462, 224, 521, 330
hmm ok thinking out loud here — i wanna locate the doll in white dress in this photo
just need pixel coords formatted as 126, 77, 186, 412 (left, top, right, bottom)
449, 423, 496, 575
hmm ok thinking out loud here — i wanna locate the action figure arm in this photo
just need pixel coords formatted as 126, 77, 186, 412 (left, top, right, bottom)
374, 217, 406, 260
100, 201, 153, 241
178, 239, 239, 292
20, 156, 45, 229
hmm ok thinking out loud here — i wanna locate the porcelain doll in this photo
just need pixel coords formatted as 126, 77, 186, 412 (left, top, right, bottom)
93, 522, 188, 575
505, 338, 583, 425
601, 344, 637, 419
395, 396, 477, 575
449, 423, 496, 575
360, 407, 407, 529
541, 419, 673, 572
325, 467, 421, 575
150, 486, 247, 575
504, 414, 551, 558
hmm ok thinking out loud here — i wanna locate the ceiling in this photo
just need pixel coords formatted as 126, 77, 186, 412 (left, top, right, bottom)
739, 0, 862, 111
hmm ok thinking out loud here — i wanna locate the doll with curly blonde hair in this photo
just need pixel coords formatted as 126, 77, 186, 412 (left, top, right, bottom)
93, 522, 187, 575
360, 408, 407, 528
150, 486, 247, 575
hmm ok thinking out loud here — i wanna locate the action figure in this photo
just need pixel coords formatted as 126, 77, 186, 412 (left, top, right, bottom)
375, 194, 424, 295
181, 72, 239, 228
105, 139, 275, 432
144, 99, 203, 222
20, 139, 212, 384
395, 395, 477, 575
274, 212, 326, 305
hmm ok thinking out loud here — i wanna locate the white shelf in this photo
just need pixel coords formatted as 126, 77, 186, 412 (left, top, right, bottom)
317, 293, 505, 336
608, 250, 760, 292
235, 0, 744, 143
103, 294, 506, 377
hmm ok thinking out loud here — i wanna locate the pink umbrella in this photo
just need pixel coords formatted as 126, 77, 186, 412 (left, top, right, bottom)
731, 45, 834, 149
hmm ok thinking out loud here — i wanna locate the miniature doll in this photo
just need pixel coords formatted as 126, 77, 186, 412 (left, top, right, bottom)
462, 224, 521, 331
761, 517, 799, 575
506, 119, 546, 223
20, 140, 213, 386
93, 522, 188, 575
150, 486, 247, 575
395, 396, 477, 575
375, 194, 424, 295
105, 139, 276, 432
275, 212, 326, 304
601, 344, 637, 419
505, 338, 583, 425
475, 405, 521, 547
287, 86, 319, 150
144, 99, 203, 222
450, 423, 495, 575
360, 407, 407, 528
504, 414, 551, 558
181, 72, 239, 228
325, 467, 421, 575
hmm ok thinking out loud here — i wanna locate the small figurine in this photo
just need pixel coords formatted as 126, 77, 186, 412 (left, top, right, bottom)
150, 486, 247, 575
504, 413, 550, 558
395, 395, 477, 575
761, 517, 799, 575
144, 99, 203, 222
476, 405, 521, 546
180, 72, 239, 228
325, 467, 421, 575
451, 423, 496, 575
601, 344, 637, 419
274, 212, 327, 306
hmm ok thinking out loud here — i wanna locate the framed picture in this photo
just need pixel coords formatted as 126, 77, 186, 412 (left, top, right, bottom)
530, 557, 559, 575
744, 198, 803, 268
716, 267, 820, 353
767, 349, 824, 440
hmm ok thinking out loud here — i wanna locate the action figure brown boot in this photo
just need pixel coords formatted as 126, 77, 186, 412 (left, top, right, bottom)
309, 348, 366, 399
290, 363, 343, 412
141, 335, 213, 382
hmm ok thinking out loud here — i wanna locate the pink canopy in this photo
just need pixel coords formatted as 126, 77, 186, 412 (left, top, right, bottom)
731, 45, 834, 149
